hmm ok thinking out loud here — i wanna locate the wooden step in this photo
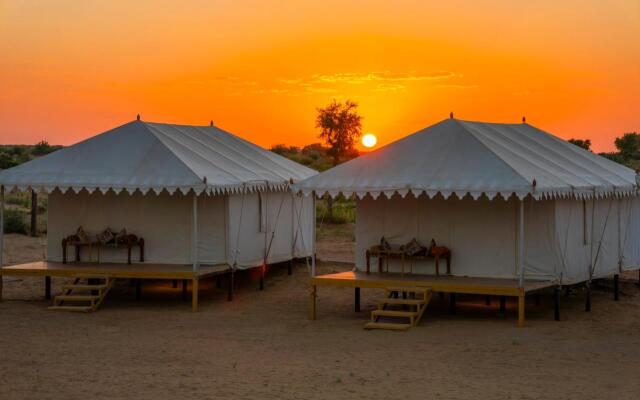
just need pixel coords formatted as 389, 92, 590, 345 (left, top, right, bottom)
364, 322, 412, 331
48, 305, 93, 312
386, 286, 431, 294
61, 284, 108, 291
372, 309, 418, 319
377, 298, 425, 307
55, 295, 100, 302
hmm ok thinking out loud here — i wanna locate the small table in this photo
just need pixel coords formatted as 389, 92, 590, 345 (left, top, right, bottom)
365, 246, 451, 276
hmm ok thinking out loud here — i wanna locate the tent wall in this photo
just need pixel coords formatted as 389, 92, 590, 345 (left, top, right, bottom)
555, 197, 640, 284
226, 191, 313, 269
47, 190, 226, 264
620, 197, 640, 270
355, 195, 559, 280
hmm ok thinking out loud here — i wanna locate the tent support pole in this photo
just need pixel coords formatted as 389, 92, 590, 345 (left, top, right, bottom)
260, 263, 265, 291
0, 185, 4, 302
554, 286, 560, 321
585, 282, 591, 312
45, 276, 51, 300
517, 289, 525, 327
518, 199, 525, 287
227, 270, 234, 301
614, 274, 619, 301
191, 278, 199, 312
135, 279, 142, 301
30, 189, 37, 237
192, 192, 199, 272
449, 293, 456, 314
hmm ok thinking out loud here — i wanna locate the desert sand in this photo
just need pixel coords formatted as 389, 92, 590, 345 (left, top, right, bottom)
1, 228, 640, 400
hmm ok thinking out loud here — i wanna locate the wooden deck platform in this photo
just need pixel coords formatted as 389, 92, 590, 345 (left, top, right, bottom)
309, 271, 555, 327
0, 261, 231, 311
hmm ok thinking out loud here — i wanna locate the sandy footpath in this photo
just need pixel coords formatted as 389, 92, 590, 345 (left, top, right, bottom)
1, 232, 640, 400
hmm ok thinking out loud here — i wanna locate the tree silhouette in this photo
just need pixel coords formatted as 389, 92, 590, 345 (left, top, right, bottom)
316, 100, 362, 166
568, 138, 591, 151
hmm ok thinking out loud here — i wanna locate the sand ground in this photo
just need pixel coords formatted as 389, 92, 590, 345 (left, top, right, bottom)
1, 229, 640, 400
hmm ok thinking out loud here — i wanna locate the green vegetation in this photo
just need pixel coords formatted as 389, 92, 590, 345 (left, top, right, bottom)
3, 208, 28, 234
271, 143, 338, 172
316, 197, 356, 224
568, 132, 640, 169
0, 141, 62, 169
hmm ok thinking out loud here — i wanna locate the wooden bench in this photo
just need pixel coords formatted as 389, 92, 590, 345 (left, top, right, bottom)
62, 234, 145, 265
365, 245, 451, 276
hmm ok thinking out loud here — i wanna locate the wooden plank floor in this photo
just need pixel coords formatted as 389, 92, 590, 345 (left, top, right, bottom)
1, 261, 230, 280
312, 271, 553, 296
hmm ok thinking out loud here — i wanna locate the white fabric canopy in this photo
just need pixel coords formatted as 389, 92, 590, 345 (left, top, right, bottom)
0, 120, 317, 195
294, 118, 638, 200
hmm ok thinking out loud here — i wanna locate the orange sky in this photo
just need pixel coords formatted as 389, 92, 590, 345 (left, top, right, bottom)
1, 0, 638, 152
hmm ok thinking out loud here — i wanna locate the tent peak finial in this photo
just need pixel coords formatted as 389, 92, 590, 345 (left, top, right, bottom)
210, 120, 214, 127
136, 114, 141, 121
522, 116, 526, 123
450, 112, 454, 119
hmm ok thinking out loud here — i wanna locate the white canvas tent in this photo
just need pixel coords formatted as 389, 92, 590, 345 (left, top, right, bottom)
294, 118, 640, 285
0, 119, 316, 272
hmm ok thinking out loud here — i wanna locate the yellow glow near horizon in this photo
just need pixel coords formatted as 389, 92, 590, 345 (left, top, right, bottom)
362, 133, 377, 148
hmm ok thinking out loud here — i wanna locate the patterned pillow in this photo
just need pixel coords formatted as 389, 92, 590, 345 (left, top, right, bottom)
97, 228, 115, 244
76, 226, 90, 243
403, 238, 424, 256
115, 228, 128, 240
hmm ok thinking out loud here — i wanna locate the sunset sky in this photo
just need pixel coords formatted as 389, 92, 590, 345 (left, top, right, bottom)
1, 0, 638, 152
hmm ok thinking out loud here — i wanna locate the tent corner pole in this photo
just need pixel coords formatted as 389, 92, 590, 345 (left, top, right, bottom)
0, 185, 4, 301
311, 191, 316, 277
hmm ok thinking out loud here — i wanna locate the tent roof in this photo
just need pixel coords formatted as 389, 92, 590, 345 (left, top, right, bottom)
293, 118, 638, 200
0, 120, 317, 195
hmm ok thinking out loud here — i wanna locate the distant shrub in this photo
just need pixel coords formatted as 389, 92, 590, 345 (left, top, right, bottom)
3, 209, 28, 234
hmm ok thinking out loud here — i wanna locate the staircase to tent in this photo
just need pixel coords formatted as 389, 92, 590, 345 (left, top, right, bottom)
48, 275, 114, 312
364, 286, 432, 331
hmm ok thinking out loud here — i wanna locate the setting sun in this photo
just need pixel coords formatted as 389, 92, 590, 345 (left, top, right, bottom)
362, 133, 377, 148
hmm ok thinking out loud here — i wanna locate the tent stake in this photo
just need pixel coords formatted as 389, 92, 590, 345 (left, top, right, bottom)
354, 287, 360, 312
614, 274, 619, 301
